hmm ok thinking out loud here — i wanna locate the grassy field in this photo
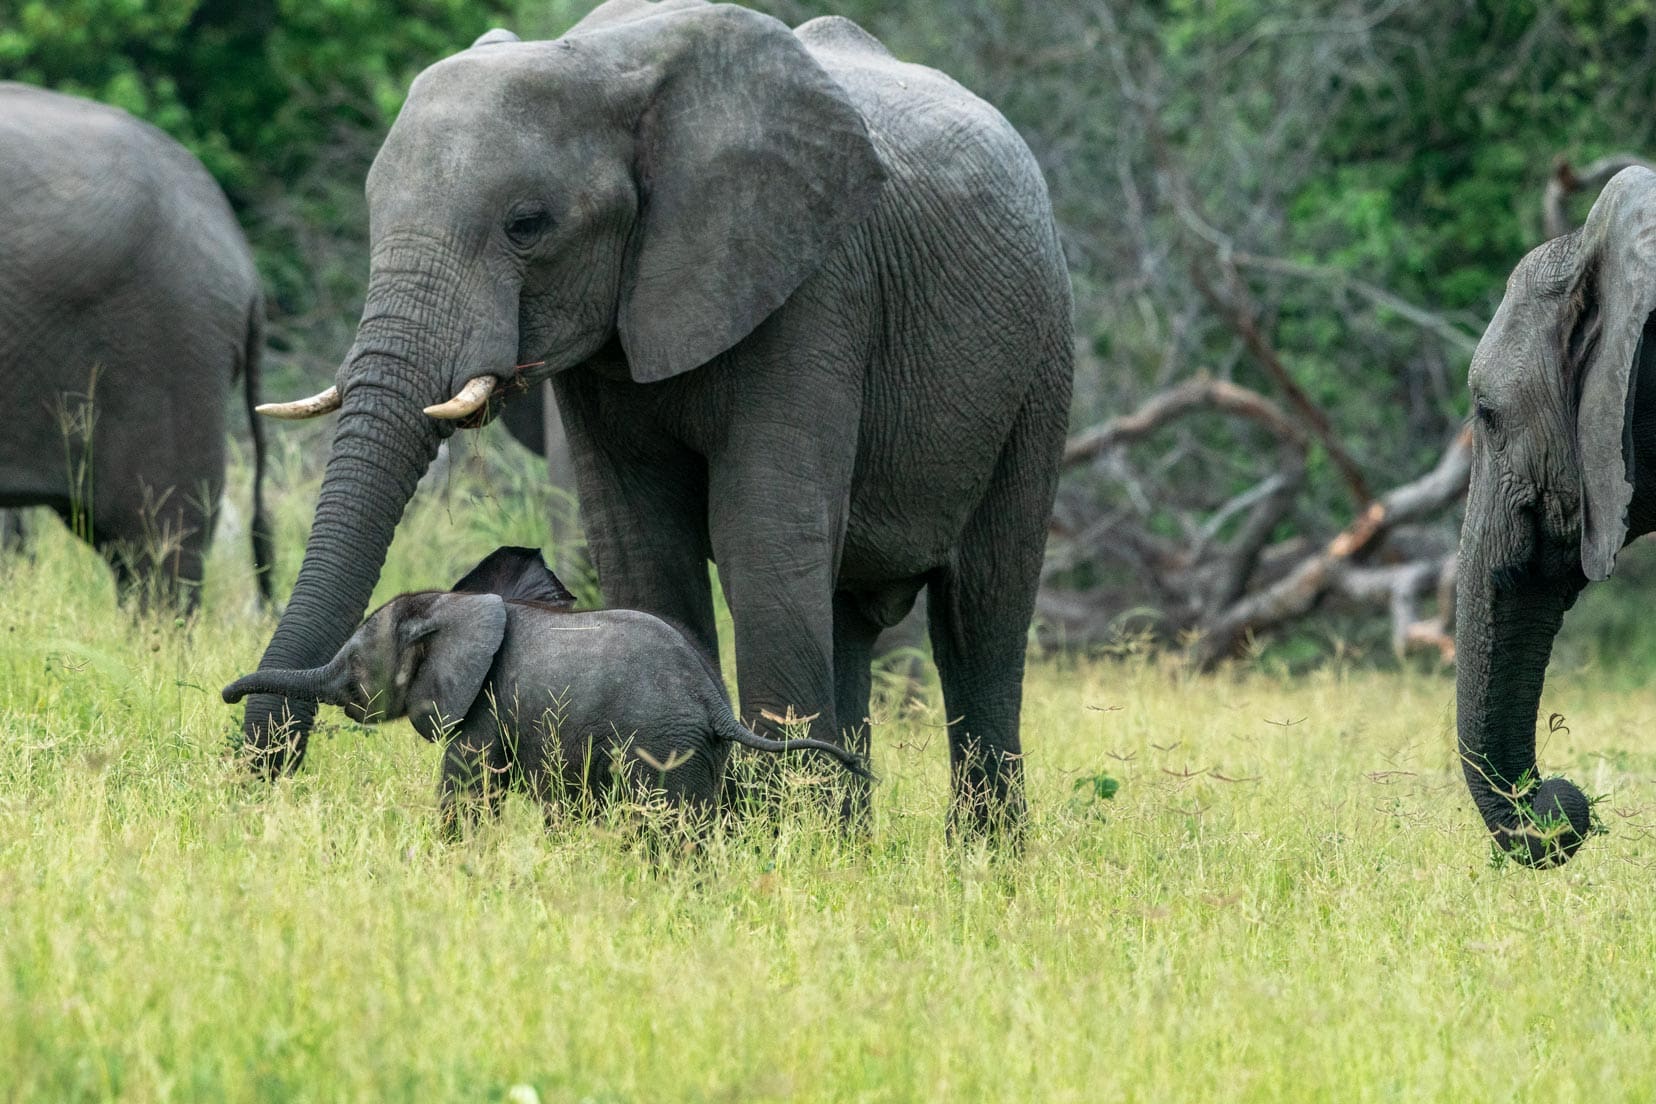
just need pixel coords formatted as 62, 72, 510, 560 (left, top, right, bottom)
2, 438, 1653, 1102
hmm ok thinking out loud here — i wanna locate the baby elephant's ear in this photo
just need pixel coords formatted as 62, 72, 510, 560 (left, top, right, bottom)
451, 546, 576, 608
400, 593, 508, 740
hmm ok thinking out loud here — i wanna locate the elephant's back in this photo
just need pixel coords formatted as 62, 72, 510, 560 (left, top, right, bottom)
0, 84, 256, 305
0, 85, 258, 506
797, 17, 1058, 244
494, 606, 727, 740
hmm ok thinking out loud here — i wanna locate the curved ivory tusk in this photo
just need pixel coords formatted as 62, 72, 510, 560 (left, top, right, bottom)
424, 375, 497, 420
255, 386, 341, 420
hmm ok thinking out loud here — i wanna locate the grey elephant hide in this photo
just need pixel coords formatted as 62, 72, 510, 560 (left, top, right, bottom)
224, 547, 870, 829
1455, 166, 1656, 866
0, 83, 272, 607
240, 1, 1071, 840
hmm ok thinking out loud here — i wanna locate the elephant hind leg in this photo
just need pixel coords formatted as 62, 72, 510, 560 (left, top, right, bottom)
928, 390, 1066, 838
86, 479, 216, 612
832, 581, 925, 827
0, 509, 29, 552
831, 590, 885, 828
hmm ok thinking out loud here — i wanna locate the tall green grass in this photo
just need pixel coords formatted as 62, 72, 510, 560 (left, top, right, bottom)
1, 433, 1652, 1101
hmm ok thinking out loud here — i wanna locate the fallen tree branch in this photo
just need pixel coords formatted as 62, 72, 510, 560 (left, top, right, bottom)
1205, 448, 1304, 616
1326, 423, 1473, 559
1063, 377, 1307, 467
1045, 417, 1470, 667
1190, 425, 1471, 668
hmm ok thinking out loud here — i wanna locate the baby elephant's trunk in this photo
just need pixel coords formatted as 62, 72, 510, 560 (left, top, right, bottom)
222, 656, 350, 707
718, 715, 875, 780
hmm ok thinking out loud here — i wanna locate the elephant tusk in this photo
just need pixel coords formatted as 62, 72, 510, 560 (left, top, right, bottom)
255, 386, 341, 420
425, 375, 497, 420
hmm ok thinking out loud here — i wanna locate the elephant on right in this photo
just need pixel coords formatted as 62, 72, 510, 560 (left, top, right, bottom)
1456, 165, 1656, 867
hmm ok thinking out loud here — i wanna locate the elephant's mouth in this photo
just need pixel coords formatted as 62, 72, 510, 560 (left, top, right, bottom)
1484, 484, 1584, 592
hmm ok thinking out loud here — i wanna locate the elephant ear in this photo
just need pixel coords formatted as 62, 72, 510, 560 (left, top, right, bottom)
1574, 167, 1656, 581
569, 4, 887, 383
451, 546, 576, 608
398, 593, 509, 740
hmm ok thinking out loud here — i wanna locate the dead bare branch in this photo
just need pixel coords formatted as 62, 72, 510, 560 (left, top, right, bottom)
1227, 252, 1481, 353
1191, 263, 1374, 506
1064, 378, 1307, 467
1189, 426, 1471, 667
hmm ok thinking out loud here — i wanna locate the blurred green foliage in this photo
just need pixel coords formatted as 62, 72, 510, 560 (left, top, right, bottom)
0, 0, 506, 190
1297, 2, 1656, 312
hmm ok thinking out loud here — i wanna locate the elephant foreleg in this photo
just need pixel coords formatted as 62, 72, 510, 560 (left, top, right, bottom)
436, 723, 512, 840
708, 471, 844, 813
553, 376, 720, 662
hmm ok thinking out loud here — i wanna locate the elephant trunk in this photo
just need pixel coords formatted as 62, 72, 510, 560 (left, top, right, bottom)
223, 652, 352, 708
240, 351, 443, 775
1455, 563, 1591, 867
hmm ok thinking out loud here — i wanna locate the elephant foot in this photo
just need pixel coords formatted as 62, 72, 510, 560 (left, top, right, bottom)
238, 696, 317, 779
946, 787, 1026, 849
1495, 776, 1593, 868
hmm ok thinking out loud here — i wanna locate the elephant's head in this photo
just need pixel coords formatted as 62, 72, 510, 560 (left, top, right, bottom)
242, 0, 884, 769
226, 591, 507, 740
1456, 166, 1656, 866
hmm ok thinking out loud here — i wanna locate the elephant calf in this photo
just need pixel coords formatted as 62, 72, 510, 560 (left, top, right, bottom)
223, 547, 869, 829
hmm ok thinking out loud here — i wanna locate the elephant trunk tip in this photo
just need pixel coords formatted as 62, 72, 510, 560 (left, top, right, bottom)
1492, 776, 1594, 868
222, 676, 255, 704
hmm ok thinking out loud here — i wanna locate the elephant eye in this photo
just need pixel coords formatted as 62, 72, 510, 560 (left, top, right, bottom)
1474, 398, 1504, 440
505, 206, 553, 245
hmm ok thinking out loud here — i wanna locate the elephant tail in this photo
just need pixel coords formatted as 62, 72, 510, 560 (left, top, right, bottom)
243, 297, 275, 604
714, 711, 875, 781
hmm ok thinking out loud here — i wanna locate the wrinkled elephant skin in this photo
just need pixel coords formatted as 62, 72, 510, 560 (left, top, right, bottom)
1456, 166, 1656, 866
242, 2, 1072, 835
0, 84, 272, 607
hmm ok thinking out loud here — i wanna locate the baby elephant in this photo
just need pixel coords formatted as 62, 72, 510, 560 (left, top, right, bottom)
223, 547, 869, 829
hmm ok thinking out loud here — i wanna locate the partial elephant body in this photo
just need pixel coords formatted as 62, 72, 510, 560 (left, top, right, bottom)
554, 16, 1071, 830
499, 375, 933, 677
453, 604, 869, 822
222, 548, 871, 828
242, 2, 1071, 834
0, 84, 271, 604
1456, 166, 1656, 866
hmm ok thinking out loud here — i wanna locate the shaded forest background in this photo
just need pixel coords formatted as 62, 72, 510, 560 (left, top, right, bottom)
6, 0, 1656, 664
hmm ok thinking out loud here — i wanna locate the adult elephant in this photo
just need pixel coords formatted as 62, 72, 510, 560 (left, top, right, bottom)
0, 84, 272, 607
246, 0, 1073, 832
496, 380, 931, 662
1456, 166, 1656, 867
